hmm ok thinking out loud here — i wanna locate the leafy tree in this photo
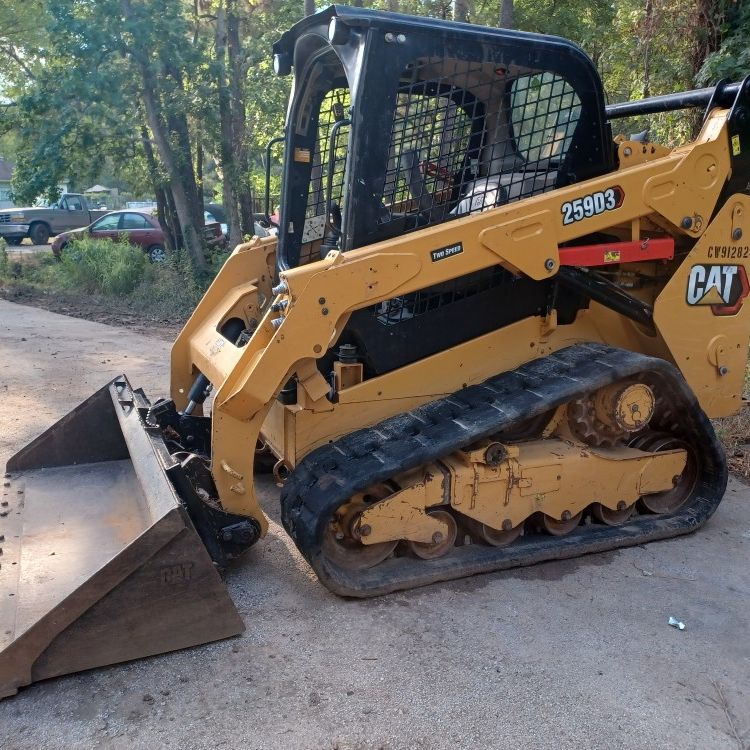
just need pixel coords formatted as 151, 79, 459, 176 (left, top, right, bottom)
3, 0, 748, 279
698, 0, 750, 84
0, 1, 48, 89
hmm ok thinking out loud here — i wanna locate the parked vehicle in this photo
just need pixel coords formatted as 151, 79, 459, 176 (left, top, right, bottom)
204, 203, 270, 243
52, 209, 167, 262
204, 210, 229, 242
53, 209, 225, 261
202, 218, 225, 247
0, 214, 30, 244
0, 193, 108, 246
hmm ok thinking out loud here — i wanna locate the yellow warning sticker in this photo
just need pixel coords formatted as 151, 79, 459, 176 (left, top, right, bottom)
732, 134, 741, 156
294, 147, 312, 163
604, 250, 621, 263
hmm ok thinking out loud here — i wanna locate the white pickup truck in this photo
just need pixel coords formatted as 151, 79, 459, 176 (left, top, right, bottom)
0, 193, 108, 246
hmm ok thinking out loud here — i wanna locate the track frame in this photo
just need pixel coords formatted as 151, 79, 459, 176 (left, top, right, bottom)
281, 344, 727, 596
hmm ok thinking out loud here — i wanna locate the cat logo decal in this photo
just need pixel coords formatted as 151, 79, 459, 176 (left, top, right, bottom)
686, 264, 750, 315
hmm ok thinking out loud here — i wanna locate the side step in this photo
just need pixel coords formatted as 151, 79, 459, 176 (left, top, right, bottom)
0, 378, 244, 699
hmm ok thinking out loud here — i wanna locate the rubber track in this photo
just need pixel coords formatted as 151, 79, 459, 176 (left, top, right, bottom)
280, 343, 728, 597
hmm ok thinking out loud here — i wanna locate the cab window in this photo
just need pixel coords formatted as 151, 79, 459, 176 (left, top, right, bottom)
279, 43, 351, 269
92, 214, 121, 231
121, 213, 151, 230
65, 196, 84, 211
375, 59, 582, 237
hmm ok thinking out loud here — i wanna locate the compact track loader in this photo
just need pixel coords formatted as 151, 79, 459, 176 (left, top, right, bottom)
3, 6, 750, 697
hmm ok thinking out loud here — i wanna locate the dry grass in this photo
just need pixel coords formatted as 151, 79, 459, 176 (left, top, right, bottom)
714, 418, 750, 481
712, 360, 750, 482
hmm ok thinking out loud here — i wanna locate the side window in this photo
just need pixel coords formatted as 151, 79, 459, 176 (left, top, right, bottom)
299, 87, 350, 261
382, 86, 474, 214
92, 214, 121, 231
121, 213, 150, 229
511, 73, 581, 163
375, 60, 583, 237
66, 195, 83, 211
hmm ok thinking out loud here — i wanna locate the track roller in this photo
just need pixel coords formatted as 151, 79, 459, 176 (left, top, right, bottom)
540, 512, 583, 536
591, 502, 635, 525
407, 509, 457, 559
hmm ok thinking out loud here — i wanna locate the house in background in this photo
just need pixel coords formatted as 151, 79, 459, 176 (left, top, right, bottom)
0, 158, 71, 207
0, 159, 12, 208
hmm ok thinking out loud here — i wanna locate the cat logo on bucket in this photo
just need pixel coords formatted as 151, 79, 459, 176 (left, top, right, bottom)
686, 264, 750, 316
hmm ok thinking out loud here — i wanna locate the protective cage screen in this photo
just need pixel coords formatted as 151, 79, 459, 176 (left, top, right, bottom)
373, 59, 581, 327
378, 58, 581, 231
299, 87, 350, 265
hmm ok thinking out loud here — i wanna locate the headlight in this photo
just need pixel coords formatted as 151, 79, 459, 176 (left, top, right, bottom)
273, 53, 291, 77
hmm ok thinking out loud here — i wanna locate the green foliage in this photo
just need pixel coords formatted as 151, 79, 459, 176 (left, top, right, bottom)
698, 1, 750, 84
2, 0, 745, 223
7, 0, 165, 205
60, 236, 147, 296
130, 251, 207, 318
0, 1, 49, 98
0, 238, 221, 324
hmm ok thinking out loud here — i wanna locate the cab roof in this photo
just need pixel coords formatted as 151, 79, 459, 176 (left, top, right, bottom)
273, 5, 593, 69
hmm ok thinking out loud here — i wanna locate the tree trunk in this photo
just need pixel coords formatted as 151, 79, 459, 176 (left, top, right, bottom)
140, 124, 177, 252
689, 0, 725, 135
642, 0, 653, 98
692, 0, 724, 79
227, 0, 254, 238
304, 0, 315, 17
164, 186, 183, 251
216, 3, 242, 248
139, 65, 208, 272
499, 0, 514, 28
453, 0, 469, 23
163, 64, 204, 225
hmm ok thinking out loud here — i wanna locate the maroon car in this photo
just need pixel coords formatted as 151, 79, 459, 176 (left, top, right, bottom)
52, 210, 168, 262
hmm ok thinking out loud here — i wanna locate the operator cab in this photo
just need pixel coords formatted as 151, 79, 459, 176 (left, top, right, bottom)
271, 6, 613, 376
272, 6, 612, 269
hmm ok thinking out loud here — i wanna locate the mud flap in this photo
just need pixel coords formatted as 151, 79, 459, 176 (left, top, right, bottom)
0, 377, 244, 699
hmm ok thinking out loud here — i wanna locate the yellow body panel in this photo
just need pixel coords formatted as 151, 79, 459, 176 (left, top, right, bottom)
169, 109, 745, 535
654, 196, 750, 416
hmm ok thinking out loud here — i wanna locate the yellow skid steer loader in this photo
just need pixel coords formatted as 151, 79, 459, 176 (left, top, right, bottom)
3, 5, 750, 697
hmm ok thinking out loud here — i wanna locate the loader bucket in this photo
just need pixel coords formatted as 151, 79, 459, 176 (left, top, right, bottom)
0, 377, 244, 699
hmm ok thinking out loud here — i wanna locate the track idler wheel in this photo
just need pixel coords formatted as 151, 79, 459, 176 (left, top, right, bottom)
632, 434, 698, 514
407, 509, 458, 560
322, 484, 398, 570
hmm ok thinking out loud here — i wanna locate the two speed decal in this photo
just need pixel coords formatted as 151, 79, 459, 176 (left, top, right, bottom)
561, 187, 624, 225
430, 242, 463, 262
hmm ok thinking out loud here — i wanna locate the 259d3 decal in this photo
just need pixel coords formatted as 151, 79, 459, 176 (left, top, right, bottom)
561, 186, 624, 225
686, 264, 750, 315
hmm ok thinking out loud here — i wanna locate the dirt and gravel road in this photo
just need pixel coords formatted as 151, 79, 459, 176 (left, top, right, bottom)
1, 298, 749, 750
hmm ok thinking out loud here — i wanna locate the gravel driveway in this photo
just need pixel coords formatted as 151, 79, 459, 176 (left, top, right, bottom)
0, 299, 749, 750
